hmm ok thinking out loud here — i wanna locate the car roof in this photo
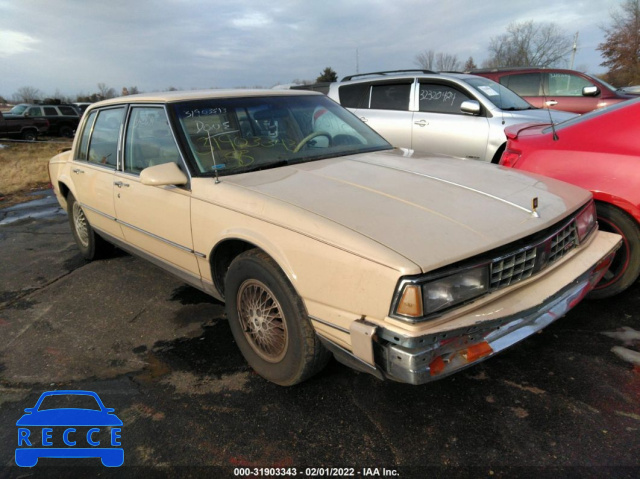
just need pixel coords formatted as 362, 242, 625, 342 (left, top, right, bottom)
471, 67, 584, 74
91, 89, 320, 109
337, 72, 479, 83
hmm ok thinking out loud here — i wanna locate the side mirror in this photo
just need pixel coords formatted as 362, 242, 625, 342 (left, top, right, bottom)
460, 100, 481, 115
24, 408, 34, 413
140, 162, 188, 186
583, 85, 600, 97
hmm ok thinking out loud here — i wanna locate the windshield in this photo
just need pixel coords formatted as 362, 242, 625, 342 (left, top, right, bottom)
583, 72, 618, 91
463, 77, 533, 111
9, 105, 28, 115
38, 394, 101, 411
171, 94, 391, 176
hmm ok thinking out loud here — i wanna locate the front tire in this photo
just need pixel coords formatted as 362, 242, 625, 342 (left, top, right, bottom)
21, 130, 37, 142
67, 193, 111, 260
225, 249, 330, 385
590, 202, 640, 299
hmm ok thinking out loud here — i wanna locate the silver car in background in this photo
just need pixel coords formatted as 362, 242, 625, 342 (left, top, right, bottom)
324, 70, 577, 163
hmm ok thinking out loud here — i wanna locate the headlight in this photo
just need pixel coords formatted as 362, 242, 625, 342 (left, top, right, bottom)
575, 200, 596, 243
422, 267, 489, 315
393, 266, 489, 321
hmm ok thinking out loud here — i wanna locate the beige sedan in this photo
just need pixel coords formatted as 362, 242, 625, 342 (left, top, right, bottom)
49, 89, 621, 385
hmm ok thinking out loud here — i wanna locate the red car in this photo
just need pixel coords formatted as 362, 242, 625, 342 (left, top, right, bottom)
500, 98, 640, 298
473, 68, 634, 114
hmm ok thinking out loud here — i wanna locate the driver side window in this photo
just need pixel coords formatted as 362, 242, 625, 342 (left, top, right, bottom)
124, 107, 181, 174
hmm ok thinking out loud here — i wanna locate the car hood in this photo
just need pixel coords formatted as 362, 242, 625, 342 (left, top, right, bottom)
220, 149, 591, 273
16, 409, 123, 426
503, 108, 577, 124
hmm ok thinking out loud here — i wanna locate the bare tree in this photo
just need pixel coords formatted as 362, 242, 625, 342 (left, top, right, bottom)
598, 0, 640, 86
436, 53, 461, 71
97, 83, 116, 100
484, 20, 572, 68
415, 50, 461, 71
12, 86, 42, 103
415, 49, 436, 70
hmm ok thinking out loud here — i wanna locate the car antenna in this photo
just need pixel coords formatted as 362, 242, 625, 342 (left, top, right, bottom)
206, 130, 239, 183
541, 77, 559, 141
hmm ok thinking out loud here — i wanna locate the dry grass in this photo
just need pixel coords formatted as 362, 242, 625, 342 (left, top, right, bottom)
0, 140, 72, 206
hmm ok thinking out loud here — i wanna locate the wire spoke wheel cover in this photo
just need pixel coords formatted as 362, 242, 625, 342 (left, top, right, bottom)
237, 279, 288, 362
72, 201, 90, 248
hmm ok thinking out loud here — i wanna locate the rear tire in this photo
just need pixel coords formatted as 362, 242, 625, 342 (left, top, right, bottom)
67, 193, 112, 260
589, 202, 640, 299
225, 249, 331, 385
59, 125, 74, 138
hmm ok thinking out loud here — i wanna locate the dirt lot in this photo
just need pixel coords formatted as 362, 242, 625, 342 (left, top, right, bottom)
1, 198, 639, 477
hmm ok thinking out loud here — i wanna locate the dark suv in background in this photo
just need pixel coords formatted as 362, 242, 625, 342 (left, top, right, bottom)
471, 68, 635, 114
7, 103, 80, 137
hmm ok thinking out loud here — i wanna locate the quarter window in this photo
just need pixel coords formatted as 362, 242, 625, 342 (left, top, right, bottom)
76, 110, 97, 161
338, 84, 370, 108
418, 83, 471, 114
87, 107, 125, 168
124, 107, 181, 174
370, 83, 411, 110
59, 106, 78, 116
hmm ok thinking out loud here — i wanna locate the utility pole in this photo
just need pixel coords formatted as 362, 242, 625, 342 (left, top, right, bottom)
570, 31, 579, 69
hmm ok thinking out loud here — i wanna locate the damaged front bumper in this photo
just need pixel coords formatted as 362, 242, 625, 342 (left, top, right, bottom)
320, 230, 621, 385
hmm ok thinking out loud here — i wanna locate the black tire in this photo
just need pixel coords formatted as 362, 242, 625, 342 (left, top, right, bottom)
59, 125, 74, 138
67, 193, 111, 260
491, 144, 505, 164
225, 249, 331, 385
21, 130, 37, 142
589, 202, 640, 299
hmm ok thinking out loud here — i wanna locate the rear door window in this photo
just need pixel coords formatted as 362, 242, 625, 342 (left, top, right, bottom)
501, 73, 542, 96
87, 107, 125, 168
44, 107, 58, 116
370, 83, 411, 110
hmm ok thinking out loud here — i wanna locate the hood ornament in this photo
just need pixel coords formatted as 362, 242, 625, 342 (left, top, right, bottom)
531, 197, 540, 218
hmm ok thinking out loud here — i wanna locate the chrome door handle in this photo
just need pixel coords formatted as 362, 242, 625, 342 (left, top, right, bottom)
414, 120, 428, 127
72, 168, 84, 174
545, 100, 558, 106
114, 181, 130, 188
359, 117, 368, 123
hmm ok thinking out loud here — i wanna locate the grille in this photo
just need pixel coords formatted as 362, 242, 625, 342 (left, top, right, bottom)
490, 221, 578, 291
491, 248, 537, 288
548, 223, 579, 264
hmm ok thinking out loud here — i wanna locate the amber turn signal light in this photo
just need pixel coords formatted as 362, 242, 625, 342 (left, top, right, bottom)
396, 285, 423, 317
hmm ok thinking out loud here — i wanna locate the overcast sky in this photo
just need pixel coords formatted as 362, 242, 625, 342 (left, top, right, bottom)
0, 0, 624, 99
